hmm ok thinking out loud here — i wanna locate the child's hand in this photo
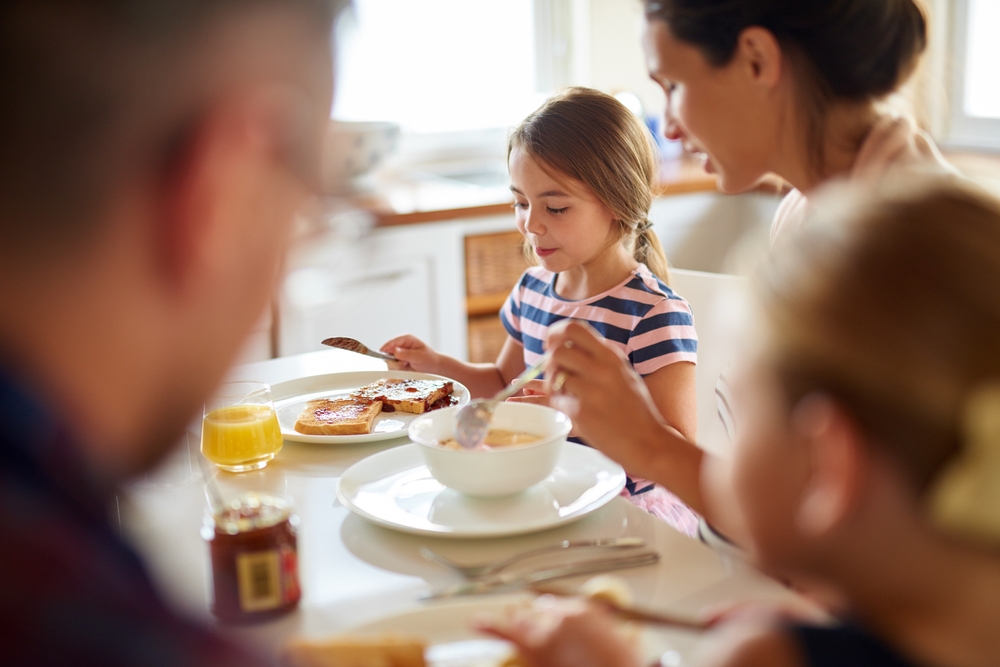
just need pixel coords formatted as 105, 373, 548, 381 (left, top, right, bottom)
380, 335, 441, 373
505, 379, 549, 406
474, 597, 641, 667
506, 381, 584, 437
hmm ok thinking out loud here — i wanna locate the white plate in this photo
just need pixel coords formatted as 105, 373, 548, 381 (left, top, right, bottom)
348, 596, 698, 667
271, 371, 470, 444
337, 443, 627, 538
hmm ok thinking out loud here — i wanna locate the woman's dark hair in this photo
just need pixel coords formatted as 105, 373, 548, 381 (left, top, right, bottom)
645, 0, 927, 171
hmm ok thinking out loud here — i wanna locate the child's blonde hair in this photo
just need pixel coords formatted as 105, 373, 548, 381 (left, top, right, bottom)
757, 177, 1000, 544
508, 87, 670, 283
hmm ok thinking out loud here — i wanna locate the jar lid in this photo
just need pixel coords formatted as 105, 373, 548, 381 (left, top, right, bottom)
210, 493, 291, 535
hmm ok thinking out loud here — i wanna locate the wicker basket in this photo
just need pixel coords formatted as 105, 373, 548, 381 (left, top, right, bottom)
467, 314, 509, 363
464, 230, 529, 361
465, 231, 530, 299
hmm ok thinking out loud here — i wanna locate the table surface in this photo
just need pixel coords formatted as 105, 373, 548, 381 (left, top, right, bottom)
123, 349, 799, 660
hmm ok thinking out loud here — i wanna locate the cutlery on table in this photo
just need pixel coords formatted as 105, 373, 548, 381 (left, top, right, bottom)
419, 537, 646, 580
322, 336, 398, 363
423, 550, 659, 600
454, 349, 553, 448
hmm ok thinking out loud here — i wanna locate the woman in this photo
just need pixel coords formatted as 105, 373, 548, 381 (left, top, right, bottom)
534, 0, 953, 535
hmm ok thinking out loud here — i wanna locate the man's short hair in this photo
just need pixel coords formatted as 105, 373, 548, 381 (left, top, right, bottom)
0, 0, 342, 250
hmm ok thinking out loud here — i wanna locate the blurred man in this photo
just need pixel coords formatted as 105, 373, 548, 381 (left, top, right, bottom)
0, 0, 343, 663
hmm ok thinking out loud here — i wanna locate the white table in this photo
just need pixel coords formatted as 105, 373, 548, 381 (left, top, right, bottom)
123, 349, 798, 660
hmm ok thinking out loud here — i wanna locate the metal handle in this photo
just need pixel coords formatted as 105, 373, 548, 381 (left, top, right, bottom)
519, 551, 660, 587
493, 349, 553, 404
425, 550, 660, 599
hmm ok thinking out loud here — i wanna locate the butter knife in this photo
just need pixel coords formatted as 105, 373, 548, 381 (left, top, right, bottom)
423, 550, 660, 600
322, 336, 398, 362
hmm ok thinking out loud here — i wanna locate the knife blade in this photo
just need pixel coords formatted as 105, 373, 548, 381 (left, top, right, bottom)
321, 336, 398, 362
422, 550, 660, 600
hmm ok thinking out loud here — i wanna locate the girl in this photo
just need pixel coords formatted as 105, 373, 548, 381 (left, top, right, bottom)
382, 87, 700, 532
537, 0, 954, 537
485, 180, 1000, 667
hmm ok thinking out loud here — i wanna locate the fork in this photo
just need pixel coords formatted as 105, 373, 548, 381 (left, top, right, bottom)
423, 550, 660, 599
418, 537, 645, 580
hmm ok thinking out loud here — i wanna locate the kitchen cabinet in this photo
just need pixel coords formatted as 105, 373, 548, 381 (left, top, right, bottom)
277, 215, 470, 360
280, 258, 435, 357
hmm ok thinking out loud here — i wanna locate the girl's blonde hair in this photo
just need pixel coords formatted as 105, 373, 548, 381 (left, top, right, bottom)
508, 87, 670, 283
758, 178, 1000, 542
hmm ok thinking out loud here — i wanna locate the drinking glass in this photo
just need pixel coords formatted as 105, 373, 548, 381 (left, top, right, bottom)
201, 381, 283, 472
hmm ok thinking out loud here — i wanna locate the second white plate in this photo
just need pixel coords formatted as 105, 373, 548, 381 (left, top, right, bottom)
337, 443, 627, 538
271, 371, 470, 444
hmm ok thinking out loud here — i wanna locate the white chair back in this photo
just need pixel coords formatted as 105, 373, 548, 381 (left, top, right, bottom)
669, 268, 749, 458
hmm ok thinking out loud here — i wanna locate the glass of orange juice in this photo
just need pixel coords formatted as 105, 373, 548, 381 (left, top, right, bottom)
201, 381, 283, 473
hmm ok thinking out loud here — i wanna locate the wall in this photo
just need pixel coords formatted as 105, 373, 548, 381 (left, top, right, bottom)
567, 0, 666, 116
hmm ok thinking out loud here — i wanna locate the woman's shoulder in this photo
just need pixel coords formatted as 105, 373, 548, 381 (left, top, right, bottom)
770, 189, 810, 245
852, 113, 956, 182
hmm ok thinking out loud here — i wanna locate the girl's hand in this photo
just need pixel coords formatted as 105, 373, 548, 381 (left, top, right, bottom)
380, 335, 441, 373
474, 597, 641, 667
543, 321, 665, 472
505, 379, 549, 406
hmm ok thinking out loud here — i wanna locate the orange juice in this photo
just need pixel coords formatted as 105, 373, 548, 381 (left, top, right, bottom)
202, 404, 283, 472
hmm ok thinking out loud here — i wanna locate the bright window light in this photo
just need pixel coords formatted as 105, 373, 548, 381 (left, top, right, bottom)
964, 0, 1000, 119
333, 0, 542, 134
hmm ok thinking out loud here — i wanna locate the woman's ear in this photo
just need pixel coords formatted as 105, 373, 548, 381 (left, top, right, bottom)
791, 394, 866, 537
734, 26, 783, 91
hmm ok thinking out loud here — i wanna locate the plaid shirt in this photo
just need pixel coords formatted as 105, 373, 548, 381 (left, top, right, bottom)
0, 369, 270, 667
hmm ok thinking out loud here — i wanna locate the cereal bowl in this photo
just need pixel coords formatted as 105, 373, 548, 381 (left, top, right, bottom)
408, 403, 571, 497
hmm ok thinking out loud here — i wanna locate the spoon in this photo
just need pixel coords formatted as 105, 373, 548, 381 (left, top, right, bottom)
454, 349, 552, 448
322, 336, 398, 363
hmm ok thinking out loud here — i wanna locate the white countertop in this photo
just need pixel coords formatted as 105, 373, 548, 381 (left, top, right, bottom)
122, 349, 799, 660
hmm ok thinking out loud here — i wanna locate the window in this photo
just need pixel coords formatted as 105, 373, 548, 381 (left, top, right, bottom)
948, 0, 1000, 149
333, 0, 545, 141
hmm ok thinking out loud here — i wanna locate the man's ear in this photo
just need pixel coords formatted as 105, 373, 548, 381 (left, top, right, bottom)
154, 86, 311, 295
791, 394, 866, 537
734, 26, 783, 91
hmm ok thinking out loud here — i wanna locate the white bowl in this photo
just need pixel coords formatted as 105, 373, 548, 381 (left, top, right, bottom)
408, 403, 571, 497
320, 120, 400, 192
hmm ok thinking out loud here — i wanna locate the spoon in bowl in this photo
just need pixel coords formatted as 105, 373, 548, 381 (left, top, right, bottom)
454, 349, 553, 449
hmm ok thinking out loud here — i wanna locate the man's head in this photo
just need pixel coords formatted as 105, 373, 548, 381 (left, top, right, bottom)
0, 0, 344, 478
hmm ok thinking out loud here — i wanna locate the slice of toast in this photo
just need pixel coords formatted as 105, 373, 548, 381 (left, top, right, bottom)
294, 398, 382, 435
283, 635, 426, 667
351, 379, 454, 414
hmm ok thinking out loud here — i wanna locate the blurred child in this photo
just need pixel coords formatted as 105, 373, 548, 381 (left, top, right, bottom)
483, 180, 1000, 666
381, 87, 700, 533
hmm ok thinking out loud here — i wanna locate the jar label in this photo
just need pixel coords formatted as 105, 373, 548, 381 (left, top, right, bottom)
236, 550, 282, 612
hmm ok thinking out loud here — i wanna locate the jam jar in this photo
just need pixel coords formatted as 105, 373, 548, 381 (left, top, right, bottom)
202, 493, 301, 623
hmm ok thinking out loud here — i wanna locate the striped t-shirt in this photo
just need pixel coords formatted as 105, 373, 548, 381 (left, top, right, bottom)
500, 264, 697, 376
